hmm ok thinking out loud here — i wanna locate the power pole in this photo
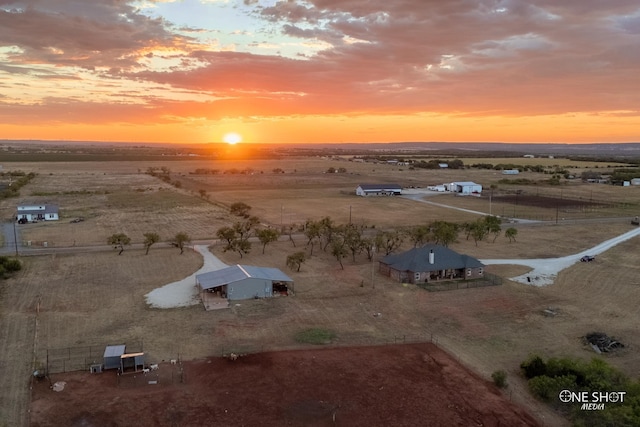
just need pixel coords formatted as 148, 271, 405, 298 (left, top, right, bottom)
13, 220, 18, 256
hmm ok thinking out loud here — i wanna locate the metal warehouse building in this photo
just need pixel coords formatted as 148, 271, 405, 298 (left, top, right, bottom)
196, 265, 293, 310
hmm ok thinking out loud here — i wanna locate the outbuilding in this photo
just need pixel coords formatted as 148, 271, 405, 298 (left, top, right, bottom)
356, 184, 402, 196
103, 345, 126, 370
196, 265, 293, 309
102, 344, 145, 372
446, 181, 482, 195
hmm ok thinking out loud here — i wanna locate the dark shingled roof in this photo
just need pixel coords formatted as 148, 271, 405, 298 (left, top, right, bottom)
381, 244, 484, 272
358, 183, 402, 191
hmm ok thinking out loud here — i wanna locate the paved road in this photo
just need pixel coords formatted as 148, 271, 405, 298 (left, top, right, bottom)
400, 191, 635, 227
1, 221, 20, 255
0, 207, 635, 258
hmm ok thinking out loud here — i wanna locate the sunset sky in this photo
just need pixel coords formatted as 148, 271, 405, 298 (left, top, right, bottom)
1, 0, 639, 144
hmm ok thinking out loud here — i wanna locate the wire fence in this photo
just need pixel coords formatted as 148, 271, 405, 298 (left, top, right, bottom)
415, 273, 502, 292
44, 341, 144, 375
217, 332, 441, 360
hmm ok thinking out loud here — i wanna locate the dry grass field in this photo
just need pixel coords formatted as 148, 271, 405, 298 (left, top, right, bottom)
1, 157, 639, 426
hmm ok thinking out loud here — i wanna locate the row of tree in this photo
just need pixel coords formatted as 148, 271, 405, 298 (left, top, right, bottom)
215, 201, 520, 271
109, 200, 518, 269
0, 171, 37, 200
107, 232, 191, 255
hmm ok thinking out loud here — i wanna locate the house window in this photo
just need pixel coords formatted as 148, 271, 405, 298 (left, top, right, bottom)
414, 272, 421, 281
478, 268, 483, 275
467, 269, 472, 276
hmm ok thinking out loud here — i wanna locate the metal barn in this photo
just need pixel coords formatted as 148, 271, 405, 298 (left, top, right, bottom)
196, 265, 293, 308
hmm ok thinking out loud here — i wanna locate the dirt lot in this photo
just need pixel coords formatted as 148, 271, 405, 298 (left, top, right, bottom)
1, 157, 639, 426
29, 343, 539, 427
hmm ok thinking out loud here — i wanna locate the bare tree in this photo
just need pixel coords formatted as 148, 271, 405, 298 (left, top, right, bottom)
257, 228, 280, 254
283, 223, 298, 247
375, 230, 404, 255
143, 232, 160, 255
286, 251, 306, 272
108, 233, 131, 255
330, 238, 348, 270
406, 224, 431, 247
342, 224, 364, 262
230, 202, 251, 218
304, 220, 322, 256
171, 232, 191, 254
431, 221, 459, 247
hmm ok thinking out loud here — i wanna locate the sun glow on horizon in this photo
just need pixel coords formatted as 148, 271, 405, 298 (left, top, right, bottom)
223, 132, 242, 145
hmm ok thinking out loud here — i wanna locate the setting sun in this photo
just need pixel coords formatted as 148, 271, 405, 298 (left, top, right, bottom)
223, 132, 242, 145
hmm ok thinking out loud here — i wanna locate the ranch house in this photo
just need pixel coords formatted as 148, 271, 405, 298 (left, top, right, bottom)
16, 204, 59, 222
379, 244, 484, 284
196, 265, 293, 310
356, 183, 402, 197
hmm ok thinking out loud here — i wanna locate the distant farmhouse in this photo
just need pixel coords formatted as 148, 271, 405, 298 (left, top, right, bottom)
356, 183, 402, 197
16, 204, 59, 222
379, 244, 484, 284
196, 264, 293, 310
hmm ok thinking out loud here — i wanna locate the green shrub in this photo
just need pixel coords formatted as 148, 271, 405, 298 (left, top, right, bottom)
491, 370, 508, 388
294, 328, 336, 345
0, 257, 22, 278
521, 355, 640, 425
521, 355, 547, 379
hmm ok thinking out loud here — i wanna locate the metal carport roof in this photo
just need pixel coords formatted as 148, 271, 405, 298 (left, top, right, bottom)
196, 265, 293, 290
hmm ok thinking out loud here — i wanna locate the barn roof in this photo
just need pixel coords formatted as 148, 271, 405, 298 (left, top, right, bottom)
17, 204, 59, 215
451, 181, 480, 187
196, 265, 293, 290
380, 244, 484, 272
357, 183, 402, 191
103, 345, 126, 358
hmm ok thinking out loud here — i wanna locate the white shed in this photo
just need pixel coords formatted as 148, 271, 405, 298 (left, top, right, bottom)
448, 181, 482, 195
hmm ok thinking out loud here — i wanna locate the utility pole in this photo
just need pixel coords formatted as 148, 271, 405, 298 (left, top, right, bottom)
371, 246, 376, 289
489, 189, 492, 216
13, 220, 18, 256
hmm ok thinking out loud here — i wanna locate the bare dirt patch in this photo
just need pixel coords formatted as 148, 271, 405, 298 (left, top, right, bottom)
29, 343, 539, 427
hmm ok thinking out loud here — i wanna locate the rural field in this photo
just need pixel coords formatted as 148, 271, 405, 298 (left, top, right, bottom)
1, 155, 639, 426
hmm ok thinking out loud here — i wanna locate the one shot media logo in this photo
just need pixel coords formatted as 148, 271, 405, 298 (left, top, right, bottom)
559, 390, 627, 411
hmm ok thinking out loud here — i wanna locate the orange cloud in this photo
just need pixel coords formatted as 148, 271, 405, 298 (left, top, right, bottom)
0, 1, 639, 143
